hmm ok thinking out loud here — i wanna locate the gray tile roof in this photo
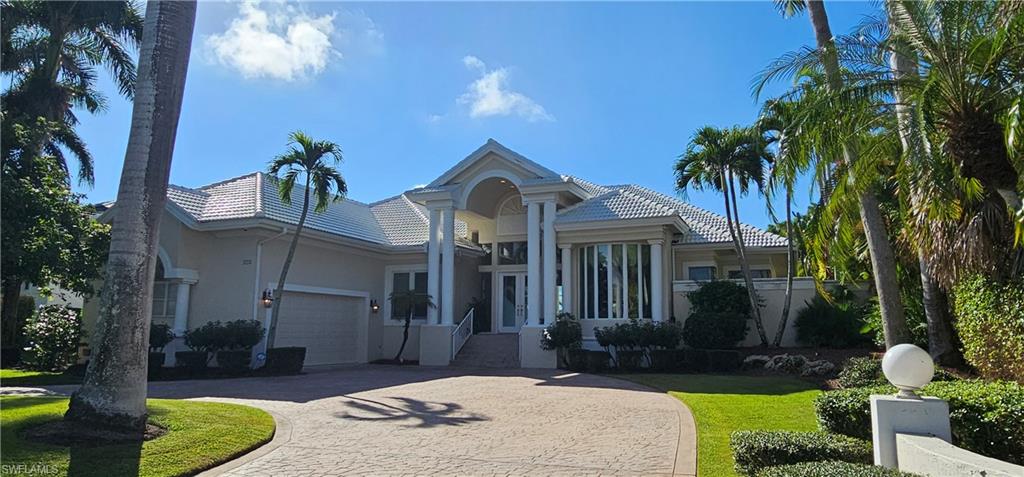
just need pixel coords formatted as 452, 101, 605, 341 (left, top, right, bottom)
157, 163, 784, 249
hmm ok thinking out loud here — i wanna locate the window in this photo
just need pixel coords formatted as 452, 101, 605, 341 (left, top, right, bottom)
480, 243, 493, 266
688, 266, 717, 281
578, 243, 652, 319
152, 281, 178, 325
728, 269, 772, 279
390, 271, 428, 319
497, 241, 528, 265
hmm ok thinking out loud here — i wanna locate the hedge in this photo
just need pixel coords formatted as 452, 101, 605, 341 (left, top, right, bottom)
952, 275, 1024, 383
730, 431, 871, 475
815, 380, 1024, 464
754, 461, 919, 477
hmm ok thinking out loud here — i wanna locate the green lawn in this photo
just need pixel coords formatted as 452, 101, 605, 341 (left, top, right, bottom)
1, 396, 275, 477
1, 368, 83, 387
624, 374, 823, 477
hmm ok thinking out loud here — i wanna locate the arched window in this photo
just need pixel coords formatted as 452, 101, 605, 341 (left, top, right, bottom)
152, 260, 177, 326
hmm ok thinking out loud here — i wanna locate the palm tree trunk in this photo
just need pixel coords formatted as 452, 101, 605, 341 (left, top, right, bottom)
66, 0, 196, 432
266, 177, 312, 349
395, 310, 411, 362
727, 172, 769, 346
806, 0, 909, 348
888, 32, 964, 364
773, 189, 796, 347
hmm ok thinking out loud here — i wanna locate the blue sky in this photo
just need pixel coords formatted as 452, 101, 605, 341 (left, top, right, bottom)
72, 1, 876, 229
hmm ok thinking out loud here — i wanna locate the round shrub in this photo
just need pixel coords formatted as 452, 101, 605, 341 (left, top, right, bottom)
730, 430, 872, 475
794, 295, 869, 348
264, 346, 306, 375
646, 321, 683, 349
184, 321, 229, 355
754, 461, 919, 477
837, 357, 885, 388
223, 319, 265, 350
815, 380, 1024, 464
540, 313, 582, 351
22, 305, 82, 371
149, 323, 175, 352
687, 280, 751, 315
683, 312, 748, 349
952, 275, 1024, 382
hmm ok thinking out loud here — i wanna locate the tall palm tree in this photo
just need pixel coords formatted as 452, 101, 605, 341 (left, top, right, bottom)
389, 290, 435, 362
65, 0, 196, 432
1, 0, 143, 184
676, 126, 771, 346
265, 132, 347, 349
768, 0, 911, 348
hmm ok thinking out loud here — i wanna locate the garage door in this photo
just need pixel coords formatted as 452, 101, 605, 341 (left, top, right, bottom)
275, 291, 364, 366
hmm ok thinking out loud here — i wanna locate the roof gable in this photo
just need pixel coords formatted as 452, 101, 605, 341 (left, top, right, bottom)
427, 139, 559, 188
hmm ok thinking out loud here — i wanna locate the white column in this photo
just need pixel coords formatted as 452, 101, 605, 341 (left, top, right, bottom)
542, 201, 557, 324
426, 208, 441, 324
649, 239, 664, 322
172, 281, 192, 335
559, 244, 572, 314
526, 201, 541, 326
441, 206, 455, 325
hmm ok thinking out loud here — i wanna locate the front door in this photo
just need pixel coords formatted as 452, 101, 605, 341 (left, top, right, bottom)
497, 272, 527, 333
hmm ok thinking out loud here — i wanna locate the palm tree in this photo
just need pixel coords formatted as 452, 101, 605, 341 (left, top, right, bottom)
264, 132, 347, 349
767, 0, 911, 348
1, 0, 143, 184
389, 290, 435, 362
676, 126, 771, 346
65, 0, 196, 432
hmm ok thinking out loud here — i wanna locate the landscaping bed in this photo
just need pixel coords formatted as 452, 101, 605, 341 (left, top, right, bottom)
0, 396, 275, 477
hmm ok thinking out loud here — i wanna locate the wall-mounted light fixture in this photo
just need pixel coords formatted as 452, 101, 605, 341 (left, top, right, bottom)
261, 289, 274, 308
370, 299, 380, 313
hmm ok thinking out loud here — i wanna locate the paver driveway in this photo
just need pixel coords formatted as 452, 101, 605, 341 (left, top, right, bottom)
24, 365, 696, 476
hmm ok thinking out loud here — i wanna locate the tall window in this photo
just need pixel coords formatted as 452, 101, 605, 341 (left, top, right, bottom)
152, 261, 177, 326
390, 271, 428, 319
578, 243, 653, 319
497, 241, 528, 265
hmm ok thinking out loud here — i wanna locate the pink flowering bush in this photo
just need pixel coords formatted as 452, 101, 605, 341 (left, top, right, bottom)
23, 304, 82, 371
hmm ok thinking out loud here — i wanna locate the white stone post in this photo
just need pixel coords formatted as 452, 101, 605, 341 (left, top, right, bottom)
441, 206, 455, 325
542, 200, 557, 324
171, 281, 192, 336
427, 208, 441, 324
871, 344, 952, 469
649, 239, 664, 321
559, 244, 572, 314
526, 200, 540, 326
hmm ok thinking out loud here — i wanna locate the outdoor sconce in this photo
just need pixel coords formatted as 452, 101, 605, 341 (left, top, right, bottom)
370, 299, 380, 313
261, 289, 274, 308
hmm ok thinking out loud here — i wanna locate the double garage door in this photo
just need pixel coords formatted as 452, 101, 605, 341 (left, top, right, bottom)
275, 291, 364, 366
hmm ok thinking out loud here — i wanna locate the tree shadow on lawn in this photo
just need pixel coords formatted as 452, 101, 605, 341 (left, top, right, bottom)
336, 395, 489, 428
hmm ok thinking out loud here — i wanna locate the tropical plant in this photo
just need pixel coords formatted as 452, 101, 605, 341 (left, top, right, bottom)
1, 0, 143, 182
675, 126, 771, 345
23, 304, 82, 371
540, 312, 583, 368
148, 323, 174, 353
389, 289, 435, 362
66, 1, 197, 433
264, 131, 347, 350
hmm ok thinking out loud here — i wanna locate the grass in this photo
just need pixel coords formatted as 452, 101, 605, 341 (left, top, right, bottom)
1, 368, 83, 387
623, 374, 823, 477
1, 396, 275, 477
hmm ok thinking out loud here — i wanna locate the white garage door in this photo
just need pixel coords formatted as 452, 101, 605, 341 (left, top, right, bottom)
275, 291, 364, 366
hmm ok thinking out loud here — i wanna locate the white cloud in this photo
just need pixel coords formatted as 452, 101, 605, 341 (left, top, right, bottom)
205, 1, 337, 81
457, 56, 553, 122
426, 114, 444, 124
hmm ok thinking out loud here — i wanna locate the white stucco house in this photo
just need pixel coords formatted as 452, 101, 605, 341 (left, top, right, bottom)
83, 139, 821, 369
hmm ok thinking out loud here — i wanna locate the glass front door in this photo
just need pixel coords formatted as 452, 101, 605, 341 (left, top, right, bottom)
497, 272, 527, 332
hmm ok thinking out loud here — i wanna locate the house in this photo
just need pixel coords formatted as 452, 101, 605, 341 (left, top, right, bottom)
83, 139, 821, 369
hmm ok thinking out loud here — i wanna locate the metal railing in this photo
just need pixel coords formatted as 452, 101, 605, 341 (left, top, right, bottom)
451, 308, 474, 359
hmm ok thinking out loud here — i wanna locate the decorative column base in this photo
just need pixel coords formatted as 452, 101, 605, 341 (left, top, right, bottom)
871, 394, 951, 468
419, 324, 454, 366
518, 325, 557, 369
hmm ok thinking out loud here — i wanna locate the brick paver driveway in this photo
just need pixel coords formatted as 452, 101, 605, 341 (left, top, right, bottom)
26, 366, 696, 476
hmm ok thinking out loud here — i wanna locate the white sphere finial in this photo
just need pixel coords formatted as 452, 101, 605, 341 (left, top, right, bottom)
881, 344, 934, 399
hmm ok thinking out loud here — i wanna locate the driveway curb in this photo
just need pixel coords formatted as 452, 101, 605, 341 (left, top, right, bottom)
196, 409, 293, 477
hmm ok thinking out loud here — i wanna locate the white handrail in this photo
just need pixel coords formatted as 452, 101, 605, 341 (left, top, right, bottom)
452, 308, 474, 359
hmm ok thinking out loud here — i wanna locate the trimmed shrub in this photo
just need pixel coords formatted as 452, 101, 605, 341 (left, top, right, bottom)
837, 357, 885, 388
184, 321, 229, 357
223, 320, 265, 350
617, 350, 643, 371
174, 350, 208, 372
149, 323, 175, 352
953, 275, 1024, 382
650, 349, 684, 371
217, 349, 252, 373
731, 430, 872, 475
794, 295, 869, 348
755, 461, 918, 477
684, 348, 710, 372
22, 305, 82, 371
265, 346, 306, 375
541, 313, 582, 369
148, 351, 166, 377
683, 312, 748, 349
708, 349, 741, 372
584, 350, 610, 372
815, 380, 1024, 464
566, 348, 587, 372
687, 280, 751, 315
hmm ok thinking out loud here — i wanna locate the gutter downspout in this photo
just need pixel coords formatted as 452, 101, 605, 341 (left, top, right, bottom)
254, 227, 288, 361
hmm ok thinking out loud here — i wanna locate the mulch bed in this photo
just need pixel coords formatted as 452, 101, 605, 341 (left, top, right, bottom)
22, 420, 166, 447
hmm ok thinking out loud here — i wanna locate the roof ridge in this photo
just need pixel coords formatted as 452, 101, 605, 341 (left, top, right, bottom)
197, 171, 260, 190
617, 185, 677, 216
555, 187, 622, 216
167, 183, 210, 196
261, 173, 372, 207
402, 194, 429, 224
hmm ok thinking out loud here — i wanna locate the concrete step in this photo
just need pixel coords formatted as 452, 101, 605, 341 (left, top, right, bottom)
452, 334, 519, 368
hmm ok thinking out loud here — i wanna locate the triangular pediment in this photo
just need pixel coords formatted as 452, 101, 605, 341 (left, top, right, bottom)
427, 139, 559, 188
